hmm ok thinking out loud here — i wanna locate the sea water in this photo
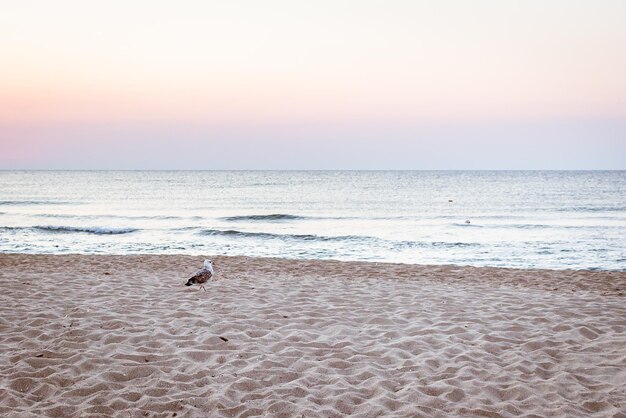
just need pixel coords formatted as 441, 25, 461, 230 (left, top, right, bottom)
1, 170, 624, 270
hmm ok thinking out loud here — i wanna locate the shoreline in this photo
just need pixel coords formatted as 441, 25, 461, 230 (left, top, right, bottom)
1, 253, 625, 416
3, 251, 625, 272
2, 252, 624, 295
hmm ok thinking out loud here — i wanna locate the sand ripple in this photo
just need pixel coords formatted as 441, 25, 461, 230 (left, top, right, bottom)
1, 254, 625, 417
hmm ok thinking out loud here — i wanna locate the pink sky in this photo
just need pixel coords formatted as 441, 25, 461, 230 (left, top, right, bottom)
1, 1, 625, 169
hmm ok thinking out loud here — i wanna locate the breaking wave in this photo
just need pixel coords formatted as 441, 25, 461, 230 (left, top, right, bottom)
198, 228, 479, 250
0, 200, 76, 206
199, 228, 370, 242
34, 225, 138, 235
221, 214, 306, 222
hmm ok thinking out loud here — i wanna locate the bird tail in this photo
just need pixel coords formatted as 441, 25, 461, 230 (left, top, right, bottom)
185, 278, 195, 286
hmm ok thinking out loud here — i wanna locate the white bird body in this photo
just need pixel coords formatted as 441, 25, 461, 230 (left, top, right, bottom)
197, 259, 214, 276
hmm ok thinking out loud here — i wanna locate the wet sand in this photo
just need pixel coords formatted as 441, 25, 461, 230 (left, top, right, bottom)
1, 254, 625, 417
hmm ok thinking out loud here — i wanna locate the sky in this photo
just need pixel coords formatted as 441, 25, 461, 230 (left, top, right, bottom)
1, 0, 625, 169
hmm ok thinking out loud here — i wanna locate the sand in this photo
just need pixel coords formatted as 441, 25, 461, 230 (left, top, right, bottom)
0, 254, 625, 417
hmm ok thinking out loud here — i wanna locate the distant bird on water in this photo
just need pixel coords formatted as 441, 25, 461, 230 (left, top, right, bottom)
185, 259, 214, 291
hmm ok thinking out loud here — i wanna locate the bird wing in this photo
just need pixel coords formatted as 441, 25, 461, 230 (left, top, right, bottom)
190, 269, 212, 284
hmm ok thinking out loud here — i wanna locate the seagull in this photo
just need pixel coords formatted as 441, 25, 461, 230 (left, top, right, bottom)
185, 259, 214, 291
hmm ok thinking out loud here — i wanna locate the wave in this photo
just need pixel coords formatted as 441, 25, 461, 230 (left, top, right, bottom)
556, 206, 626, 212
34, 225, 138, 235
32, 213, 200, 221
198, 228, 479, 249
222, 213, 489, 223
199, 228, 369, 242
497, 223, 551, 229
452, 222, 484, 228
459, 223, 623, 230
505, 224, 616, 230
0, 200, 75, 206
221, 214, 306, 222
455, 222, 560, 229
393, 240, 479, 249
430, 241, 478, 248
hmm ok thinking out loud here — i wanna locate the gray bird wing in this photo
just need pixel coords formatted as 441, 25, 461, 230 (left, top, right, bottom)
190, 268, 212, 284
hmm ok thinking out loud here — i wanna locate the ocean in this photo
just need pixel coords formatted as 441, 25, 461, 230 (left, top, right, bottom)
1, 170, 624, 270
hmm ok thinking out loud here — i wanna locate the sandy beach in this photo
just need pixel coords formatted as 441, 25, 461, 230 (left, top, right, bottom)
0, 254, 625, 417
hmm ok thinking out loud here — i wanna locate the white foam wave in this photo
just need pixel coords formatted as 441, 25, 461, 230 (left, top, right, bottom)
34, 225, 138, 235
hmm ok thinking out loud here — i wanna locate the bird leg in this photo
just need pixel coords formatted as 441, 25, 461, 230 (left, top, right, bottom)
199, 285, 206, 292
